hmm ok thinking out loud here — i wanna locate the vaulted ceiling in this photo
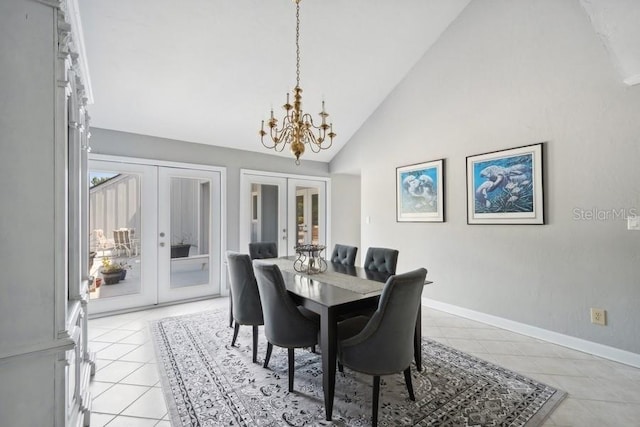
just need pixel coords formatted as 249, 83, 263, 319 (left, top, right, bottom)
79, 0, 639, 163
79, 0, 471, 162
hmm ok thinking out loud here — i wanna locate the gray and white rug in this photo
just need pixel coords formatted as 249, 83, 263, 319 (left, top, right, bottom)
151, 310, 566, 426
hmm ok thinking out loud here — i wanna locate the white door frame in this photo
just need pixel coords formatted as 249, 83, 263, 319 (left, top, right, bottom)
239, 169, 331, 258
89, 154, 227, 312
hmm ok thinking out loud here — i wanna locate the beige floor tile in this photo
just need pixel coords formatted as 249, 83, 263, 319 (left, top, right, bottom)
97, 343, 140, 360
121, 364, 160, 387
437, 326, 477, 339
93, 360, 145, 383
92, 329, 138, 343
104, 415, 160, 426
91, 383, 150, 414
88, 327, 112, 340
551, 375, 619, 401
477, 339, 524, 355
90, 341, 113, 353
526, 356, 585, 376
119, 329, 152, 345
119, 343, 157, 363
122, 388, 167, 419
90, 381, 114, 399
445, 338, 488, 353
583, 400, 640, 424
421, 325, 444, 337
487, 354, 541, 374
89, 412, 115, 427
546, 397, 609, 426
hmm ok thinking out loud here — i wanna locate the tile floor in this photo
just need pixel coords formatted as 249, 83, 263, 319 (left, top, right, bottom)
88, 297, 640, 426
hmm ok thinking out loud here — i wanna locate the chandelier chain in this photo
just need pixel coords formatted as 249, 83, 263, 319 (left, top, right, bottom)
295, 1, 300, 88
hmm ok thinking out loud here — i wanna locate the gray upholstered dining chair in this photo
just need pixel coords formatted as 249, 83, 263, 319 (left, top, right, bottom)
363, 247, 399, 275
237, 242, 276, 327
336, 267, 427, 427
249, 241, 278, 260
225, 251, 264, 363
253, 261, 320, 392
330, 244, 358, 266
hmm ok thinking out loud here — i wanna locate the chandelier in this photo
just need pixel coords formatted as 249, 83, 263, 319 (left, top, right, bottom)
259, 0, 336, 165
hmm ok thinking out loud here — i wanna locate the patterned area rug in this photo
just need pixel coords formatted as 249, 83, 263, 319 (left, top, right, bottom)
151, 310, 566, 426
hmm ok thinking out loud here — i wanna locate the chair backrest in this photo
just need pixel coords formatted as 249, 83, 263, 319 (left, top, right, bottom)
113, 230, 122, 246
363, 247, 399, 274
330, 244, 358, 266
249, 242, 278, 260
120, 228, 131, 246
252, 261, 318, 348
226, 251, 263, 325
340, 268, 427, 375
113, 229, 131, 246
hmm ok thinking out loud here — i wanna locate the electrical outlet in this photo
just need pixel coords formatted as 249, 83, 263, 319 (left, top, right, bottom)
590, 308, 606, 326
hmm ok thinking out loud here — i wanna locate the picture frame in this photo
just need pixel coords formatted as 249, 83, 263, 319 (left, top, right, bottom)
396, 159, 444, 222
466, 143, 544, 225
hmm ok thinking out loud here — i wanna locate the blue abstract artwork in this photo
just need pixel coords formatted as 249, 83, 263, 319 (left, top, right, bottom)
472, 153, 534, 214
400, 166, 439, 213
397, 159, 444, 222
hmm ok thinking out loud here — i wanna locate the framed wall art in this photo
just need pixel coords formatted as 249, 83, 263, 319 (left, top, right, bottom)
466, 143, 544, 225
396, 159, 444, 222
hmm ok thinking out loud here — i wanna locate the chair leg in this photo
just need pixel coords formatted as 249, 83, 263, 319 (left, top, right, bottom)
288, 348, 295, 392
252, 325, 259, 363
338, 361, 344, 373
372, 375, 380, 427
229, 293, 234, 328
404, 367, 415, 401
263, 342, 273, 368
231, 323, 240, 347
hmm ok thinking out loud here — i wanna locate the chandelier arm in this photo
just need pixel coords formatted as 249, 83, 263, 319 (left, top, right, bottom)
261, 135, 278, 149
270, 125, 289, 148
303, 129, 322, 153
321, 137, 333, 150
281, 128, 294, 150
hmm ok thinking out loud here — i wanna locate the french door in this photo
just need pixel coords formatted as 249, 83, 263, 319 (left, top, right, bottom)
239, 170, 330, 258
157, 167, 222, 303
88, 157, 224, 315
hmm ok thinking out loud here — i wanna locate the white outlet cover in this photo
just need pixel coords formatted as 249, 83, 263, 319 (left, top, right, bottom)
628, 216, 640, 230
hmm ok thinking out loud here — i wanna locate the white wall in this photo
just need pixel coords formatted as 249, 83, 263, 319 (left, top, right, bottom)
331, 0, 640, 356
330, 174, 362, 264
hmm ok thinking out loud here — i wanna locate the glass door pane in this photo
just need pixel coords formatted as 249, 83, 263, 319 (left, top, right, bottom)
87, 160, 158, 315
288, 179, 326, 251
240, 173, 287, 256
158, 167, 221, 303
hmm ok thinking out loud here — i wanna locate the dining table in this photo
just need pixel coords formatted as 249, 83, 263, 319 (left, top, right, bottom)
267, 257, 431, 421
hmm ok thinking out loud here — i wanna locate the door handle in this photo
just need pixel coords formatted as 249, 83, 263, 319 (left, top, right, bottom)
160, 242, 165, 247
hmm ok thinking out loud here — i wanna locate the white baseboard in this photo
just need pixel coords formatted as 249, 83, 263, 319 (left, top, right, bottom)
422, 298, 640, 369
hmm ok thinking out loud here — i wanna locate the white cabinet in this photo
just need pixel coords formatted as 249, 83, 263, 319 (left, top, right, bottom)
0, 0, 94, 425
